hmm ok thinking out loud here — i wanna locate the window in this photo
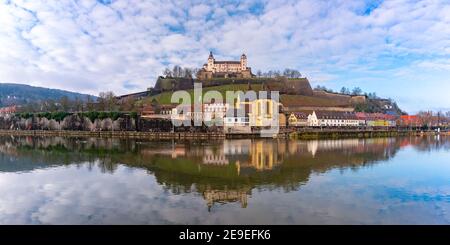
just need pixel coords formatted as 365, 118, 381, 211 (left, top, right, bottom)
266, 101, 271, 115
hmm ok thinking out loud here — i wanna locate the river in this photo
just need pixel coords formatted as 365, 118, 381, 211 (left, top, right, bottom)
0, 135, 449, 224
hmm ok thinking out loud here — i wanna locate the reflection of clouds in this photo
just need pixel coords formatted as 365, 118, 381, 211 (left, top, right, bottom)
0, 164, 195, 224
1, 152, 450, 224
0, 137, 450, 224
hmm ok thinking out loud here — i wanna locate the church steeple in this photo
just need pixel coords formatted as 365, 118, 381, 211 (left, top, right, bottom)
208, 51, 214, 59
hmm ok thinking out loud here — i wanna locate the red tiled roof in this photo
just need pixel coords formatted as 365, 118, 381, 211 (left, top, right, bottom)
0, 105, 17, 113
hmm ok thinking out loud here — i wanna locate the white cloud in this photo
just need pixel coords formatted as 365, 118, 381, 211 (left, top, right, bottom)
189, 4, 211, 18
0, 0, 449, 111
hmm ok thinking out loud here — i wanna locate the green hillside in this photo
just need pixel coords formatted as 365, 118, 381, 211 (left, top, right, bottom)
140, 77, 401, 113
142, 84, 265, 105
139, 84, 352, 108
281, 94, 351, 107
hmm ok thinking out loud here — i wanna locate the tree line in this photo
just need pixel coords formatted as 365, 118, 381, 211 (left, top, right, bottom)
161, 65, 303, 79
162, 65, 199, 78
17, 91, 139, 114
314, 85, 379, 99
255, 68, 302, 79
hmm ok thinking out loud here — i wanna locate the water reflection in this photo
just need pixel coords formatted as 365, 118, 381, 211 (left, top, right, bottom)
0, 135, 449, 224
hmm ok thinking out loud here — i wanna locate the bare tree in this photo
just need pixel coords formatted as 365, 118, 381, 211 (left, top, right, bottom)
256, 70, 262, 77
98, 92, 116, 111
98, 92, 106, 111
86, 95, 95, 111
183, 68, 193, 78
163, 68, 173, 78
59, 96, 70, 112
105, 92, 117, 111
340, 87, 351, 95
291, 69, 301, 78
367, 92, 378, 99
74, 97, 83, 112
119, 96, 136, 111
172, 65, 183, 78
352, 87, 363, 96
418, 111, 433, 127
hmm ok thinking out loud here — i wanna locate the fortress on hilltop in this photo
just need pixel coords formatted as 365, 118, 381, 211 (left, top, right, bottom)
196, 51, 253, 79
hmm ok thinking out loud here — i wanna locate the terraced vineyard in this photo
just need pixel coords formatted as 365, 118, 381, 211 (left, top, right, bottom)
139, 84, 352, 108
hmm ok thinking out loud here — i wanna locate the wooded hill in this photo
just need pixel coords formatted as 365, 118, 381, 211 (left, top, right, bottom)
0, 83, 95, 107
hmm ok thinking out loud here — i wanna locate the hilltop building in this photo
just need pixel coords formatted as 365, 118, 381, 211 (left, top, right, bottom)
197, 51, 253, 79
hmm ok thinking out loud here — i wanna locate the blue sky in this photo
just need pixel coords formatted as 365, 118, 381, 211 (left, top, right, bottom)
0, 0, 449, 113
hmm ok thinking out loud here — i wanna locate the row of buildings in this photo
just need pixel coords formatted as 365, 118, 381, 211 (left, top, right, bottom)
0, 105, 17, 115
288, 111, 397, 127
140, 97, 409, 131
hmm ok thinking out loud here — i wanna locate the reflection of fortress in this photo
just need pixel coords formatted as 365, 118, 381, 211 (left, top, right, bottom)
178, 138, 399, 172
199, 138, 398, 171
203, 188, 249, 210
248, 140, 282, 171
201, 139, 283, 172
203, 154, 228, 165
2, 135, 448, 210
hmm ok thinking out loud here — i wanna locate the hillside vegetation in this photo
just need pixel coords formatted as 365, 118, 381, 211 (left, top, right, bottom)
142, 84, 265, 105
140, 84, 353, 108
0, 83, 95, 107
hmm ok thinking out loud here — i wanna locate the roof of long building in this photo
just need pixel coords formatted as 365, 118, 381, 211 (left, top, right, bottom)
314, 111, 358, 120
214, 61, 241, 64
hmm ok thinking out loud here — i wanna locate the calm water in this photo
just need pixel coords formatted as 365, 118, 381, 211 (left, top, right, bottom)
0, 135, 449, 224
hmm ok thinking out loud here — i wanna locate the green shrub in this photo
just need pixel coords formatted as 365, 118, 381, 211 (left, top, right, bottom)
98, 112, 109, 120
130, 111, 138, 120
81, 111, 99, 122
51, 112, 71, 121
110, 112, 122, 121
16, 112, 33, 119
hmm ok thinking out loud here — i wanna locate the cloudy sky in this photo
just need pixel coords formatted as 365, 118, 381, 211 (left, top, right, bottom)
0, 0, 449, 113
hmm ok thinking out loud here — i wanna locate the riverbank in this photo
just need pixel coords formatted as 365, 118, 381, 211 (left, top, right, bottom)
288, 129, 419, 140
0, 129, 446, 140
0, 130, 225, 139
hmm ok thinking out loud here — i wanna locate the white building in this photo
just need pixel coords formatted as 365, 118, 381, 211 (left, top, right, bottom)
307, 111, 360, 127
203, 103, 230, 122
224, 117, 249, 127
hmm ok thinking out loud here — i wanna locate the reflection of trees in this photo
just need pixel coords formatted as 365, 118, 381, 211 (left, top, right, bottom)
406, 135, 450, 152
0, 136, 140, 173
1, 136, 448, 209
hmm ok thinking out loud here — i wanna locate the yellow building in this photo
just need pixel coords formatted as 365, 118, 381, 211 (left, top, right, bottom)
235, 96, 284, 127
368, 120, 390, 127
287, 112, 308, 127
249, 140, 282, 170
